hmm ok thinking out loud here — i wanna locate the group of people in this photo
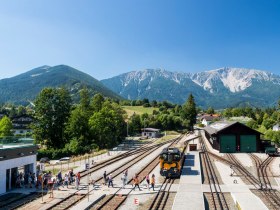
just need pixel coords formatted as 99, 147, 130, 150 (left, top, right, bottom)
15, 172, 36, 188
103, 170, 156, 191
133, 173, 156, 191
56, 169, 81, 190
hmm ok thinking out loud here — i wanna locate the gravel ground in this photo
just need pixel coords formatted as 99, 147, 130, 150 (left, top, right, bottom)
204, 192, 237, 210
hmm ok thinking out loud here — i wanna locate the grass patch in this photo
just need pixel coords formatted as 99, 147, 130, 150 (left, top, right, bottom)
155, 135, 180, 144
123, 106, 158, 117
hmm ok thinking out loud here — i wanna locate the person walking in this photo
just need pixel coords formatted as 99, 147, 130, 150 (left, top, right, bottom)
76, 172, 81, 182
108, 174, 113, 188
103, 171, 107, 185
151, 174, 155, 191
145, 174, 150, 190
121, 172, 127, 188
76, 171, 81, 187
133, 175, 141, 191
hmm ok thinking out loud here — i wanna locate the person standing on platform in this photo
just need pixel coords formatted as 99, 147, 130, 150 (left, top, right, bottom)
151, 174, 155, 191
108, 174, 113, 187
103, 171, 107, 185
57, 171, 62, 185
64, 174, 69, 188
49, 177, 54, 198
75, 175, 79, 190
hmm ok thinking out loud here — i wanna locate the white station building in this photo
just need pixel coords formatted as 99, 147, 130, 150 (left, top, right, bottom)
0, 138, 37, 194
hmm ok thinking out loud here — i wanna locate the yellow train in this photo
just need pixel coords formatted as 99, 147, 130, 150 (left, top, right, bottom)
159, 147, 183, 178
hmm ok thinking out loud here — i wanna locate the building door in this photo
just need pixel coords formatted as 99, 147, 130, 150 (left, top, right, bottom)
220, 135, 236, 153
189, 144, 197, 151
240, 135, 257, 152
6, 169, 10, 192
11, 168, 18, 188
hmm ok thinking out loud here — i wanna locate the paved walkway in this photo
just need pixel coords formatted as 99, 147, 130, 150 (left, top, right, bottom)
172, 144, 205, 210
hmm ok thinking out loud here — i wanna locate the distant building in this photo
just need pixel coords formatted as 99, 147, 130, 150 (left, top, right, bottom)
142, 128, 161, 138
199, 114, 220, 126
12, 115, 33, 135
273, 124, 280, 131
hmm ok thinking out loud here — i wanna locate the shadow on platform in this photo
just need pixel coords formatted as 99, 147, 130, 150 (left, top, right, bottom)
181, 154, 199, 175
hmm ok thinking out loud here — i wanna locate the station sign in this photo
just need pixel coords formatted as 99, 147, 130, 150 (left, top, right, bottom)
134, 198, 139, 205
85, 163, 89, 170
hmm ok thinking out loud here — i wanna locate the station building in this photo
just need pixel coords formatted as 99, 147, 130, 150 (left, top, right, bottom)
142, 128, 161, 138
204, 121, 262, 153
0, 137, 37, 194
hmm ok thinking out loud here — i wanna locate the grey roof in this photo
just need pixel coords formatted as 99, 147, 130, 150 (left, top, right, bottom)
204, 121, 262, 135
204, 121, 237, 135
143, 128, 160, 132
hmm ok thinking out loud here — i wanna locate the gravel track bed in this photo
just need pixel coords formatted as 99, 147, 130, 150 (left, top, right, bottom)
204, 192, 237, 210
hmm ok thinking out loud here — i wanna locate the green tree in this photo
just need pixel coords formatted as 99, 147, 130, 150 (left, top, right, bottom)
17, 105, 27, 116
66, 88, 92, 153
91, 93, 105, 112
80, 87, 91, 111
129, 113, 142, 135
32, 88, 71, 148
262, 113, 276, 130
181, 94, 197, 130
206, 107, 215, 114
89, 101, 126, 148
0, 116, 13, 137
223, 108, 233, 118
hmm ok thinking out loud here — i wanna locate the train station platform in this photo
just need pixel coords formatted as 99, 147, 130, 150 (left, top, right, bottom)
215, 161, 268, 210
172, 149, 205, 210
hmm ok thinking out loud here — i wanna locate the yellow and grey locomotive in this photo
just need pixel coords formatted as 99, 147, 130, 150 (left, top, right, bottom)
159, 147, 182, 178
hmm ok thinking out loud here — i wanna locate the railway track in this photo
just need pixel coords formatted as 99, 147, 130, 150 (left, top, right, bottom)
80, 137, 183, 179
197, 132, 280, 209
148, 178, 174, 210
90, 135, 184, 210
249, 154, 280, 210
46, 192, 88, 210
45, 135, 184, 210
200, 135, 229, 210
0, 192, 47, 210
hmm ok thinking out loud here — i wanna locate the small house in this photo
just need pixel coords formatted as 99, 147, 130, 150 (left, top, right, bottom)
199, 114, 220, 126
12, 115, 33, 135
142, 128, 160, 138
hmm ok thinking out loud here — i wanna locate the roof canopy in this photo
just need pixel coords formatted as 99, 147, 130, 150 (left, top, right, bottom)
204, 121, 262, 135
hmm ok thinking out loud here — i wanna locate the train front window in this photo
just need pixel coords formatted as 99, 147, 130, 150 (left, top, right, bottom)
161, 154, 167, 160
174, 154, 180, 161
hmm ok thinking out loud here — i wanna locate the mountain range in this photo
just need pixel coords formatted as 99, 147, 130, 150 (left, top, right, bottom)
0, 65, 121, 105
101, 67, 280, 108
1, 65, 279, 108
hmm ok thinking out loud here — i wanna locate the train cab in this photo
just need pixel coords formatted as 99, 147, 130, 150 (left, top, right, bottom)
159, 147, 182, 178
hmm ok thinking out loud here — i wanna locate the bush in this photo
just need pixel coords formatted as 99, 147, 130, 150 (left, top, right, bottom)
197, 123, 205, 128
37, 148, 70, 160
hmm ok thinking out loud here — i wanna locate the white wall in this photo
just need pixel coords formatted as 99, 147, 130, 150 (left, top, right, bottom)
0, 155, 36, 194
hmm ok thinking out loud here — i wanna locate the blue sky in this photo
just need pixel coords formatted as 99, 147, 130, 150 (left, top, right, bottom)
0, 0, 279, 80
